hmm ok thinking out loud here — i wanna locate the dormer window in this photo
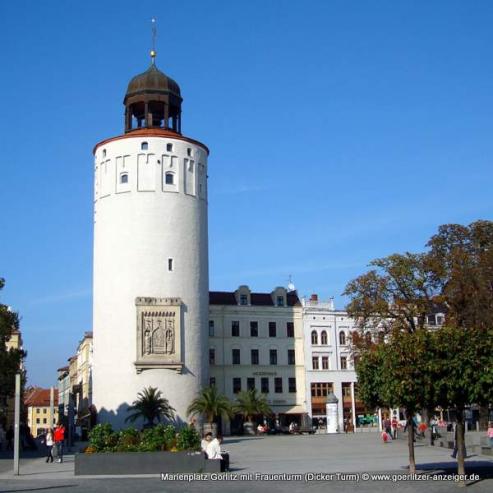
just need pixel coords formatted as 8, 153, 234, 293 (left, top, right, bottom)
276, 296, 284, 307
141, 142, 148, 150
240, 294, 248, 306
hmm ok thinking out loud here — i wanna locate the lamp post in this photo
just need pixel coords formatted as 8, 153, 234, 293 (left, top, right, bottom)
13, 371, 21, 475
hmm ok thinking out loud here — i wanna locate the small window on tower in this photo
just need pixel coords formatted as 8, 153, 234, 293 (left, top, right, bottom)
120, 173, 128, 184
167, 143, 173, 152
187, 147, 192, 157
168, 258, 173, 271
141, 142, 148, 150
165, 173, 174, 185
102, 149, 106, 158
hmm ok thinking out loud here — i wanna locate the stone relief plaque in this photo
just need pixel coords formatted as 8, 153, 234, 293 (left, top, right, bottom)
134, 297, 183, 373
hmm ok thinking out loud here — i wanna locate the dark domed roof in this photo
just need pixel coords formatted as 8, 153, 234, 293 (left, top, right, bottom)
124, 64, 181, 102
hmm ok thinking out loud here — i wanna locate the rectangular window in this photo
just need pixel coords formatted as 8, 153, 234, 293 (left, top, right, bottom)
286, 322, 294, 338
166, 143, 173, 152
43, 409, 47, 414
342, 384, 351, 397
250, 321, 258, 337
231, 321, 240, 337
247, 377, 255, 390
43, 418, 47, 424
240, 294, 248, 305
261, 377, 269, 394
232, 349, 240, 365
36, 418, 40, 424
288, 349, 295, 365
251, 349, 259, 365
233, 378, 241, 394
427, 315, 436, 326
208, 320, 215, 337
312, 356, 319, 370
269, 322, 276, 337
168, 258, 173, 271
340, 356, 347, 370
270, 349, 278, 365
274, 377, 283, 393
209, 348, 215, 365
277, 296, 284, 307
210, 377, 216, 387
322, 356, 329, 370
288, 377, 296, 393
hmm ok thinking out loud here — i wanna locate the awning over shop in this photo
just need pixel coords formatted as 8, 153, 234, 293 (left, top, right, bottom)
271, 405, 306, 414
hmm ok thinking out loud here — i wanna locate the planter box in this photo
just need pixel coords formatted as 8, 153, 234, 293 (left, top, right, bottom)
75, 450, 221, 475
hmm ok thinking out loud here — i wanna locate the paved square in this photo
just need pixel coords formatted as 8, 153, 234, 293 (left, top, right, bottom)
0, 433, 492, 492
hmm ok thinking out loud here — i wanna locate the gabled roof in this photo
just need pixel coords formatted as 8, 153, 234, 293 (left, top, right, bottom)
24, 387, 58, 407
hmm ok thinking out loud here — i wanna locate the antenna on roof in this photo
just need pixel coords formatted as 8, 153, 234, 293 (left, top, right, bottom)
287, 275, 296, 292
150, 17, 157, 64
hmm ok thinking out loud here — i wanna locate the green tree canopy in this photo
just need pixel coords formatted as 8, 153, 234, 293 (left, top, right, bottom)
0, 278, 25, 410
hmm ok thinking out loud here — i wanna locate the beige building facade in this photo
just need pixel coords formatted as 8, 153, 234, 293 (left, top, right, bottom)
24, 388, 58, 437
209, 286, 305, 433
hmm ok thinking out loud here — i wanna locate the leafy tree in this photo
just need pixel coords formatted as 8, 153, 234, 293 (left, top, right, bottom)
125, 387, 175, 426
0, 278, 25, 419
233, 389, 272, 423
429, 326, 493, 479
343, 253, 438, 336
427, 220, 493, 430
187, 385, 232, 425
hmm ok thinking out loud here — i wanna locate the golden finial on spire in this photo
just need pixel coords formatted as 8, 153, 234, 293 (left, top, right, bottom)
150, 17, 157, 63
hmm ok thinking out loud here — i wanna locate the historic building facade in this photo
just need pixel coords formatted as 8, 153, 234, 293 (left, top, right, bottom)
208, 286, 305, 433
24, 388, 58, 437
302, 295, 360, 432
92, 53, 209, 427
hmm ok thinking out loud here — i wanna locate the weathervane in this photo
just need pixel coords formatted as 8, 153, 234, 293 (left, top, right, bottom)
150, 17, 157, 64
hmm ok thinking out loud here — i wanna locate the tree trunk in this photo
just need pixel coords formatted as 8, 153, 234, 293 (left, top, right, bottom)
407, 414, 416, 473
456, 408, 466, 479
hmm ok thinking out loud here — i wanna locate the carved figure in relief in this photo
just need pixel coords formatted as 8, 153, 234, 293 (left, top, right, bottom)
165, 319, 174, 354
144, 330, 152, 355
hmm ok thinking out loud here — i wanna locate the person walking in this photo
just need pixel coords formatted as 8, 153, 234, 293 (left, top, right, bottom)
44, 429, 54, 463
391, 415, 398, 440
54, 423, 65, 463
487, 422, 493, 448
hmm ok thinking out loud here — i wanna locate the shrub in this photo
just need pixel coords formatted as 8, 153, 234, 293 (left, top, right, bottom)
115, 427, 141, 452
176, 425, 200, 451
88, 423, 118, 452
138, 423, 176, 452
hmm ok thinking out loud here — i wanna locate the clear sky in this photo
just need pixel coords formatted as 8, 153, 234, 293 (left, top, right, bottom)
0, 0, 492, 388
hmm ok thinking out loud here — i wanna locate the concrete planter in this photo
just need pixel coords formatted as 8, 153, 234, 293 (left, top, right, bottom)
75, 450, 221, 475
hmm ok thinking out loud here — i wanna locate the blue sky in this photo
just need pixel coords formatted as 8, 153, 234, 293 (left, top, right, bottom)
1, 0, 492, 387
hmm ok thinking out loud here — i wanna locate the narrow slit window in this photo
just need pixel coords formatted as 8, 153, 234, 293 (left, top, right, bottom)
141, 142, 148, 150
102, 149, 106, 158
187, 147, 192, 157
166, 143, 173, 152
120, 173, 128, 184
168, 258, 173, 271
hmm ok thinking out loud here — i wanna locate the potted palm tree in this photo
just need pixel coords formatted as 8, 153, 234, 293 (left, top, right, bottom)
234, 389, 272, 435
187, 386, 232, 436
125, 387, 175, 427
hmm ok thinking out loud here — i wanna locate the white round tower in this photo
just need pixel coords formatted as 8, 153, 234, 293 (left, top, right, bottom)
92, 58, 209, 428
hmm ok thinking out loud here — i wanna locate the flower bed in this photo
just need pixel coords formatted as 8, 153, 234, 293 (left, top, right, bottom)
75, 423, 221, 475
